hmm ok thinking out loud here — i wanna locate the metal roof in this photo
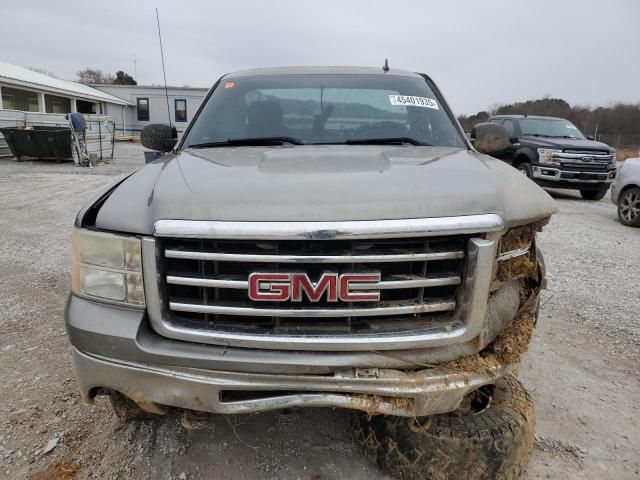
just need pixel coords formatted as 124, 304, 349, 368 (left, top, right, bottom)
0, 61, 130, 106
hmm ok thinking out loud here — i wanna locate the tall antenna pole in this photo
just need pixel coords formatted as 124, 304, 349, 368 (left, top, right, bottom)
155, 8, 172, 126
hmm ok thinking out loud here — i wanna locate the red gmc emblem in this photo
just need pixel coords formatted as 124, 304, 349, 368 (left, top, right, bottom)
248, 272, 381, 302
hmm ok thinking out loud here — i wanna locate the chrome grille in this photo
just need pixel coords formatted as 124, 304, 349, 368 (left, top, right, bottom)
553, 150, 615, 172
160, 236, 467, 335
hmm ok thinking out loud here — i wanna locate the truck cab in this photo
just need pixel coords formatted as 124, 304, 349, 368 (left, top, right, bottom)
484, 115, 617, 200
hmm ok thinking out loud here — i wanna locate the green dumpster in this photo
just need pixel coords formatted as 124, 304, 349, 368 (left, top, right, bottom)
0, 126, 73, 161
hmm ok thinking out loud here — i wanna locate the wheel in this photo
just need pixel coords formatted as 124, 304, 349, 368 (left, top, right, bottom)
515, 162, 533, 179
351, 375, 535, 480
580, 187, 609, 201
109, 391, 161, 421
618, 187, 640, 226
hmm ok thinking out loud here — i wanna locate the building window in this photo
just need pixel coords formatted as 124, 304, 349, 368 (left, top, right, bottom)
137, 98, 149, 121
51, 101, 64, 113
2, 94, 15, 110
28, 96, 39, 112
175, 99, 187, 122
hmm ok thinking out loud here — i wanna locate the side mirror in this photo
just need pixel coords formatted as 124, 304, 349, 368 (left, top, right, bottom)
141, 124, 178, 152
470, 123, 510, 154
586, 135, 595, 140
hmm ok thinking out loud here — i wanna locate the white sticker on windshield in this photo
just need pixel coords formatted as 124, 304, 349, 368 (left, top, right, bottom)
566, 125, 578, 129
389, 95, 439, 110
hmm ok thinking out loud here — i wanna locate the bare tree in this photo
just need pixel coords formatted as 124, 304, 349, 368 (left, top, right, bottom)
76, 68, 114, 85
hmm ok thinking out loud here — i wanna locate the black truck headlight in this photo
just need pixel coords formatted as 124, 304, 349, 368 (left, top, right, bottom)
537, 148, 561, 164
71, 229, 145, 307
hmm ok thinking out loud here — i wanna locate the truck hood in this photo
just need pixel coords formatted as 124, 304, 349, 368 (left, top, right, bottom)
95, 145, 558, 234
520, 136, 613, 152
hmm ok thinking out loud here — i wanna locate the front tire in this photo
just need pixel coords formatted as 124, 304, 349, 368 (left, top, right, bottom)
515, 162, 533, 179
618, 187, 640, 226
351, 375, 535, 480
580, 187, 608, 201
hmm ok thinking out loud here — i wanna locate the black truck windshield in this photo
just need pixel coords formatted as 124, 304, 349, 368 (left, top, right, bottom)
518, 118, 586, 139
183, 74, 465, 148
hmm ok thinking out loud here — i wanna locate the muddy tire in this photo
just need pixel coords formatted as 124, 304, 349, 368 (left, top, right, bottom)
351, 375, 535, 480
109, 391, 160, 421
580, 187, 608, 201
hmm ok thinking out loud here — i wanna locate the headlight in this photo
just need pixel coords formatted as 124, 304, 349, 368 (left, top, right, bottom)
537, 148, 561, 164
71, 229, 145, 307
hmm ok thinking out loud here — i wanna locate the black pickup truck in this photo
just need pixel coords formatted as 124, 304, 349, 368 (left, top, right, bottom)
479, 115, 617, 200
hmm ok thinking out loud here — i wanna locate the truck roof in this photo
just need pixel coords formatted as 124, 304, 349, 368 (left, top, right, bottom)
490, 115, 567, 121
223, 66, 423, 79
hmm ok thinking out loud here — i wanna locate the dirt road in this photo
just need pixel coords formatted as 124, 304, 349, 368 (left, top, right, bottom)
1, 148, 638, 480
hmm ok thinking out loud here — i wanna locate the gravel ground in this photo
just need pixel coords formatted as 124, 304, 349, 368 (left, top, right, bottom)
0, 144, 638, 480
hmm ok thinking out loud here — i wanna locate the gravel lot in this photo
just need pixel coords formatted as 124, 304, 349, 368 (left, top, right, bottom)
0, 144, 638, 480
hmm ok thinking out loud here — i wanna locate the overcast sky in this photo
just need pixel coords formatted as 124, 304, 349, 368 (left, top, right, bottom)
2, 0, 638, 114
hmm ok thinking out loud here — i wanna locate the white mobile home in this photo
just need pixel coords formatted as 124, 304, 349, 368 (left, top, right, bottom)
0, 61, 129, 115
0, 60, 130, 158
94, 85, 209, 136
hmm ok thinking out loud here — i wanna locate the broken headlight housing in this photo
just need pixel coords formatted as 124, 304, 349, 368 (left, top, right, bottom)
495, 223, 539, 286
71, 229, 145, 307
537, 148, 561, 164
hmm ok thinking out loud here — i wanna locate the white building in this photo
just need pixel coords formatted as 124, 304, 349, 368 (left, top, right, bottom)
0, 60, 130, 115
93, 84, 209, 136
0, 60, 210, 141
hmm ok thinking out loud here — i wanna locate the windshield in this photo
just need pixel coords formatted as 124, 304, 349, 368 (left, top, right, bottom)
183, 74, 465, 148
518, 118, 586, 139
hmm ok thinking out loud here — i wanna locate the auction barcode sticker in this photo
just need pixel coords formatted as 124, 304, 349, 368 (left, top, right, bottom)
389, 95, 439, 110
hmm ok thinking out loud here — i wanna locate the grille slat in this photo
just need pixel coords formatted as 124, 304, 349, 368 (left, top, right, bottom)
166, 273, 461, 290
169, 300, 456, 317
165, 249, 464, 263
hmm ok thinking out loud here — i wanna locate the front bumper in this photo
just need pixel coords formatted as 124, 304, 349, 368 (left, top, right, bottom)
73, 348, 505, 417
66, 281, 520, 416
532, 166, 616, 189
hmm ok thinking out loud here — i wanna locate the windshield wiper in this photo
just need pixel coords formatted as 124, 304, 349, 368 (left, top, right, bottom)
342, 137, 430, 146
188, 137, 303, 148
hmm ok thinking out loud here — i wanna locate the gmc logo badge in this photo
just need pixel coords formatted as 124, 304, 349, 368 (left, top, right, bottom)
248, 272, 381, 302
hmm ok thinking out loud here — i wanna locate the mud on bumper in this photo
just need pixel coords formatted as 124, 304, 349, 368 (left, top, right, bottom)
74, 348, 506, 417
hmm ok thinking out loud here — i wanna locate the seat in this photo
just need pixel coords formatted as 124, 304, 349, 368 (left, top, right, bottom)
247, 100, 288, 137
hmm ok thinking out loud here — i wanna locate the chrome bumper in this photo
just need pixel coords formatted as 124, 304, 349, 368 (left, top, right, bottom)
532, 166, 616, 183
74, 348, 505, 417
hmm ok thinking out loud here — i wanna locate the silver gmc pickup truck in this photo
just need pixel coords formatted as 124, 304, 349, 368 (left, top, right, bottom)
66, 66, 557, 479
